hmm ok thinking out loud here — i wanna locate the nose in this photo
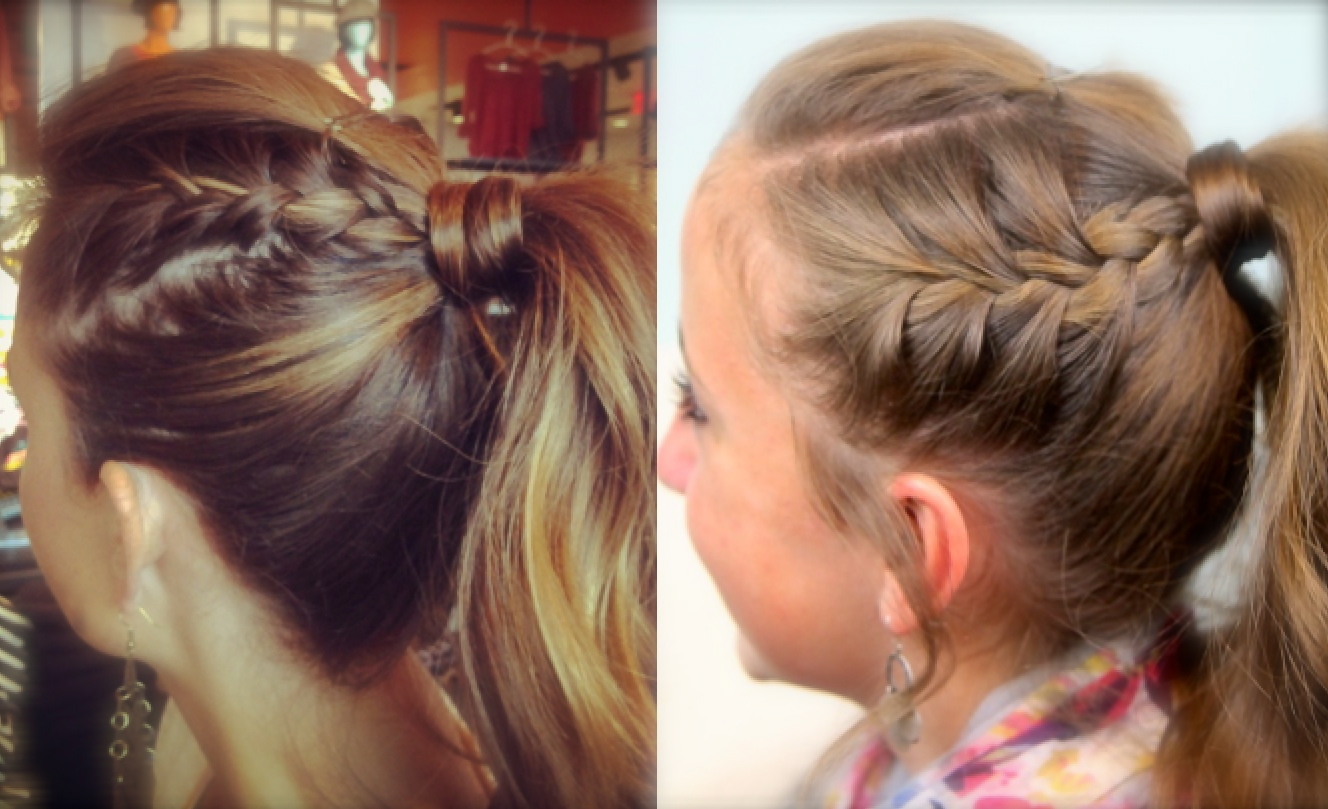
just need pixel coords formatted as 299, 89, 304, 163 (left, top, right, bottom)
658, 412, 696, 495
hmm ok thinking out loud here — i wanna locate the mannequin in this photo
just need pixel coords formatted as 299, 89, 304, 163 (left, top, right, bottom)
108, 0, 178, 72
317, 0, 393, 111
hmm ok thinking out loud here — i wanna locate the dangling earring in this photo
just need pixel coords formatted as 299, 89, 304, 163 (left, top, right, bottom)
110, 611, 155, 809
884, 641, 922, 748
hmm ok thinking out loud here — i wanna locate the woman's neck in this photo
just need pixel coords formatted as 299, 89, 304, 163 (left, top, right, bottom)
141, 31, 172, 56
154, 607, 490, 808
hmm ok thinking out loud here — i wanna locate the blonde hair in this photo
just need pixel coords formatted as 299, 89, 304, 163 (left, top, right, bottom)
703, 20, 1328, 807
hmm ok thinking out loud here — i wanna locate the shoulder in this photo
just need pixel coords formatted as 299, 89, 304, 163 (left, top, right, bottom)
893, 645, 1169, 809
807, 737, 895, 809
108, 45, 142, 70
107, 47, 129, 70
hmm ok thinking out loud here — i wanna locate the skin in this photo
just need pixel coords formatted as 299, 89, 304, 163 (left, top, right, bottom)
10, 285, 491, 808
658, 150, 1023, 774
658, 184, 892, 702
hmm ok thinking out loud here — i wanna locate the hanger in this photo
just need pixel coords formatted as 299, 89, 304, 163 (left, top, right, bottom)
529, 25, 552, 63
560, 29, 583, 69
482, 20, 527, 71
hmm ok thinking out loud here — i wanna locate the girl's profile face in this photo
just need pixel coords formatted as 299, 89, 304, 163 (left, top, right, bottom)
658, 173, 891, 704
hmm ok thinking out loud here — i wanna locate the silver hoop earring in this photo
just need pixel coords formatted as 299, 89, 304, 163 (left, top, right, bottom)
885, 642, 922, 748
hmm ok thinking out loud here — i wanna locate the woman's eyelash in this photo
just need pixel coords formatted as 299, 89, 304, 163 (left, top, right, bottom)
673, 371, 709, 425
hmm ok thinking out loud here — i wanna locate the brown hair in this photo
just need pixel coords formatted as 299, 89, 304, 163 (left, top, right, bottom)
704, 20, 1328, 807
24, 47, 654, 809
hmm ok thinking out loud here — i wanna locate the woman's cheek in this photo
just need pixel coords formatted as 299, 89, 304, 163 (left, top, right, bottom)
18, 436, 55, 566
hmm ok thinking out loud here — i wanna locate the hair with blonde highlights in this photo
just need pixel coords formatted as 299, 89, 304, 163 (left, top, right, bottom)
24, 47, 654, 809
705, 20, 1328, 807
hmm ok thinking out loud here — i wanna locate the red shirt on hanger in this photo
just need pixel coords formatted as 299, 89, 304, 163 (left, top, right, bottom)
458, 52, 544, 159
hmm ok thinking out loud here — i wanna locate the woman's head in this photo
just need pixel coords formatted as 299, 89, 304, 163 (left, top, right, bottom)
132, 0, 180, 32
16, 47, 654, 809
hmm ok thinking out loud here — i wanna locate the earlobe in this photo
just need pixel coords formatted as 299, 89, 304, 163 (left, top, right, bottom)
878, 574, 911, 635
876, 474, 972, 636
99, 462, 168, 611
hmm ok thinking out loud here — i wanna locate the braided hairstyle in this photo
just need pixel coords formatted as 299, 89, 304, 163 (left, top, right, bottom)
24, 48, 654, 809
702, 20, 1328, 807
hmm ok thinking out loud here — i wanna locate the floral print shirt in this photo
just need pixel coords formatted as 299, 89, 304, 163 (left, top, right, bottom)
823, 641, 1175, 809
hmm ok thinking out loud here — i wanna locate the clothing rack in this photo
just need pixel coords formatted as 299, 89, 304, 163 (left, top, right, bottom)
437, 21, 610, 174
607, 46, 654, 188
640, 46, 655, 169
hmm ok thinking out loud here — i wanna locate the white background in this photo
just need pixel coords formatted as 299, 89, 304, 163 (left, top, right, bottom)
657, 3, 1328, 808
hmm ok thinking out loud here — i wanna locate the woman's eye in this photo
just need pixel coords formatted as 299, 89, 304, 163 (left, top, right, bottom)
673, 371, 709, 426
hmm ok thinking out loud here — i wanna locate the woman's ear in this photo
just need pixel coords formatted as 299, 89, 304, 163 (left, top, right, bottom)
98, 461, 170, 612
877, 474, 972, 636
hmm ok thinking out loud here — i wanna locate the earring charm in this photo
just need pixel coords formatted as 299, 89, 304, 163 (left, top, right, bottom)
110, 612, 155, 809
884, 641, 922, 748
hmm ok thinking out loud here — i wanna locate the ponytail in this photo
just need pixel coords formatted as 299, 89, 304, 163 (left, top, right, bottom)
1160, 132, 1328, 808
449, 173, 656, 809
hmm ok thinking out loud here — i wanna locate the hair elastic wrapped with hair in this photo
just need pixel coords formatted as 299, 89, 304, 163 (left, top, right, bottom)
426, 176, 525, 306
1188, 140, 1280, 339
